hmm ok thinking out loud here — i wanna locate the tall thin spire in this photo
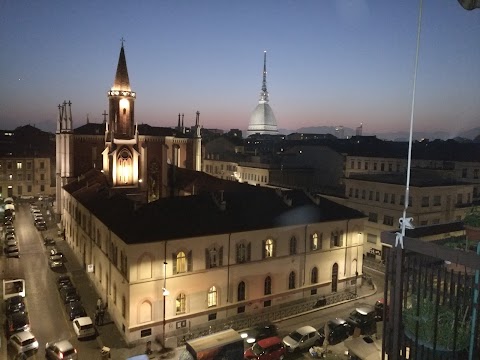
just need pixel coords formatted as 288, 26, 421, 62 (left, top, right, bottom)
112, 42, 131, 91
259, 51, 269, 103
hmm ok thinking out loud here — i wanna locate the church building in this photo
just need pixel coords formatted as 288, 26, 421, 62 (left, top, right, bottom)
55, 44, 202, 219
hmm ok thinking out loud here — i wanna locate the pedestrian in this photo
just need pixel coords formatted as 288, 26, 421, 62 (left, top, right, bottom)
94, 310, 99, 325
99, 308, 105, 325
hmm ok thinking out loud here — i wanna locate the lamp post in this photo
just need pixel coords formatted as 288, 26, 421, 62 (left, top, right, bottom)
355, 232, 361, 297
162, 261, 169, 350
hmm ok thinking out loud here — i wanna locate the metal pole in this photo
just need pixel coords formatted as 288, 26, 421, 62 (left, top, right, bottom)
468, 242, 480, 359
162, 260, 167, 349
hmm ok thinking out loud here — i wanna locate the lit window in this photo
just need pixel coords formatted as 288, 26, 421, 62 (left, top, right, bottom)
265, 239, 273, 258
207, 286, 217, 307
311, 233, 321, 250
176, 293, 186, 314
16, 162, 22, 170
176, 252, 186, 273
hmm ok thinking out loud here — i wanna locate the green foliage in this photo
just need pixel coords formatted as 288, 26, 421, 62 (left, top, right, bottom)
464, 206, 480, 227
403, 296, 470, 351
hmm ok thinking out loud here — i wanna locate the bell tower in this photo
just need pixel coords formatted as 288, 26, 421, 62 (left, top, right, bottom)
102, 41, 140, 188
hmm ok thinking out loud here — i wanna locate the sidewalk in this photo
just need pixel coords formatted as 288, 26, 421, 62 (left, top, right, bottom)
42, 222, 378, 360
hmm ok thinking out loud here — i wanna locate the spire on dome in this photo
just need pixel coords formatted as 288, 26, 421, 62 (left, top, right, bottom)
259, 51, 269, 103
113, 40, 131, 91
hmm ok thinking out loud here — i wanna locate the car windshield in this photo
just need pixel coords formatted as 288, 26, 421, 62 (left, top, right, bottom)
251, 343, 265, 356
288, 331, 303, 342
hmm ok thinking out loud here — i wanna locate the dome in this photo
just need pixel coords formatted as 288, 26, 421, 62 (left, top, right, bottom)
247, 103, 278, 136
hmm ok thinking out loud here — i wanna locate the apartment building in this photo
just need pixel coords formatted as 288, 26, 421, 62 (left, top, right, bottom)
343, 171, 474, 261
60, 169, 366, 344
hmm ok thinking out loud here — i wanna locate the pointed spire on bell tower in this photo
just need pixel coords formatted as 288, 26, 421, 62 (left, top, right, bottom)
259, 50, 269, 104
113, 38, 131, 91
107, 39, 136, 139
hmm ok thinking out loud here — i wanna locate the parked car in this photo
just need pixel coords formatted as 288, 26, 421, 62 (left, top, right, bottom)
346, 305, 377, 335
5, 311, 30, 337
318, 318, 351, 345
49, 258, 64, 269
282, 325, 321, 352
50, 248, 63, 257
35, 219, 47, 230
5, 295, 26, 315
72, 316, 95, 339
240, 323, 279, 344
45, 339, 78, 360
44, 237, 56, 246
5, 238, 17, 247
8, 330, 39, 355
5, 245, 20, 258
57, 275, 73, 289
60, 287, 80, 303
66, 300, 87, 321
244, 336, 286, 360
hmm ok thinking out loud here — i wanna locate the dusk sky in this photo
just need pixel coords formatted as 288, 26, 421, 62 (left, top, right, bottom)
1, 0, 480, 136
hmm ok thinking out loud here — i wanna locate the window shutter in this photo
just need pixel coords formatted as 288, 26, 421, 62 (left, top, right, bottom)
205, 248, 210, 269
330, 233, 334, 248
247, 243, 251, 261
310, 235, 314, 250
262, 240, 266, 259
219, 246, 223, 266
172, 253, 177, 274
187, 250, 192, 272
272, 240, 276, 257
235, 244, 239, 263
339, 232, 343, 247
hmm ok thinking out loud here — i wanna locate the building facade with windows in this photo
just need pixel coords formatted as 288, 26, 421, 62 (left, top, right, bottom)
341, 172, 474, 260
60, 170, 365, 344
0, 126, 56, 199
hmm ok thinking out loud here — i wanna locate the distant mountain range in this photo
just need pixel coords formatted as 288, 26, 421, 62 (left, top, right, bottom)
278, 126, 480, 142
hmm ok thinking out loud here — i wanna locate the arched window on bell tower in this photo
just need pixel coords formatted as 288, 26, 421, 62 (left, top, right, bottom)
117, 149, 133, 185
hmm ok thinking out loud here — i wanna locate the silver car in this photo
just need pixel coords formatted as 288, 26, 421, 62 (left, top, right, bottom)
8, 330, 39, 355
282, 325, 321, 352
45, 339, 78, 360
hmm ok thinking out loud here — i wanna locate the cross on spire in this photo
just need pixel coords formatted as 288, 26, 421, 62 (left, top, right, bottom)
120, 37, 125, 47
102, 110, 108, 123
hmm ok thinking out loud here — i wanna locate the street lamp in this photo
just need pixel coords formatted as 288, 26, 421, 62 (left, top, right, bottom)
162, 261, 168, 349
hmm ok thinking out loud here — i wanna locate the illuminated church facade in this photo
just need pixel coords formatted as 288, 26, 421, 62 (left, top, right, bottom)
55, 44, 202, 219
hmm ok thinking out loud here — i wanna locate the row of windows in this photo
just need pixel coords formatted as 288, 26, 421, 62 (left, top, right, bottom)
368, 212, 455, 227
349, 188, 413, 206
461, 168, 480, 180
0, 185, 45, 196
350, 160, 401, 172
239, 172, 268, 183
176, 234, 345, 272
351, 187, 472, 207
175, 267, 328, 315
0, 160, 45, 170
0, 173, 46, 181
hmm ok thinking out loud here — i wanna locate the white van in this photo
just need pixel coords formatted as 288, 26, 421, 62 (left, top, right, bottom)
72, 316, 95, 339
